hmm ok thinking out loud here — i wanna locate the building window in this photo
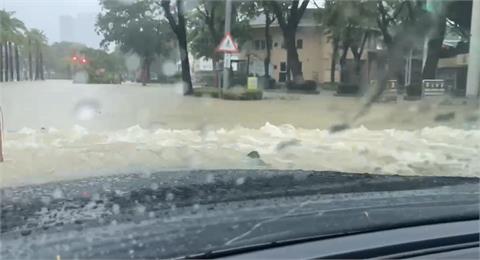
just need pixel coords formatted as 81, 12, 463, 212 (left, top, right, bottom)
297, 39, 303, 49
254, 40, 260, 50
279, 62, 287, 82
274, 42, 278, 48
260, 40, 266, 50
299, 62, 302, 72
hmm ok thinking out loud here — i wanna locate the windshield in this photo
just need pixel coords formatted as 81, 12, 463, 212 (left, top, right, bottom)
1, 0, 479, 258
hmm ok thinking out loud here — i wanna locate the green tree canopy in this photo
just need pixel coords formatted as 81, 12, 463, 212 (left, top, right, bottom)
0, 10, 26, 43
315, 0, 377, 82
96, 0, 174, 84
188, 0, 254, 61
97, 0, 171, 58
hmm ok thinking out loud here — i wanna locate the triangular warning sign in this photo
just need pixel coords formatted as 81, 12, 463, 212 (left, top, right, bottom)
216, 33, 239, 53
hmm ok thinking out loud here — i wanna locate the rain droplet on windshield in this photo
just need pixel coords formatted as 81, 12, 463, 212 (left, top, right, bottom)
150, 183, 159, 190
52, 188, 64, 199
73, 70, 89, 84
235, 177, 245, 186
206, 174, 214, 183
74, 100, 101, 121
162, 61, 177, 77
166, 192, 174, 201
135, 204, 146, 215
112, 204, 120, 214
125, 54, 140, 71
40, 196, 51, 205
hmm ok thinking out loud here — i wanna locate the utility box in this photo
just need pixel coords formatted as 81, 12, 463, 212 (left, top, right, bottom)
247, 77, 258, 90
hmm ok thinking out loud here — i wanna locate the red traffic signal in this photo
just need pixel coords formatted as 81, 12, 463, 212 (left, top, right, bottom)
72, 56, 78, 62
81, 58, 87, 64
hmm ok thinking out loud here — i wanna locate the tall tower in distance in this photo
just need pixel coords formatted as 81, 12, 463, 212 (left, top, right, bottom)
59, 15, 75, 43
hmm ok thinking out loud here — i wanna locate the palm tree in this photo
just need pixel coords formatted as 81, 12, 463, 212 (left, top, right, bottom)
25, 29, 47, 80
0, 10, 26, 81
0, 42, 3, 82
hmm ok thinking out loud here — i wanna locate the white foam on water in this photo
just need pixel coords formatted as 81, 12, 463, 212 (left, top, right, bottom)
1, 123, 479, 187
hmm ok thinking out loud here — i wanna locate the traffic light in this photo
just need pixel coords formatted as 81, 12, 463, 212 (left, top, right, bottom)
72, 56, 78, 62
81, 58, 87, 64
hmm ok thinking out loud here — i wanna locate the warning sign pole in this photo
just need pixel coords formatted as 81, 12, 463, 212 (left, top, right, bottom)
222, 0, 233, 92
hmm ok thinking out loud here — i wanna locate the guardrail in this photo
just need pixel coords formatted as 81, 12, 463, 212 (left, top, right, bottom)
422, 79, 445, 97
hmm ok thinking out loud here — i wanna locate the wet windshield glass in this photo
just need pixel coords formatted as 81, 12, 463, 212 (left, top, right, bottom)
0, 0, 479, 258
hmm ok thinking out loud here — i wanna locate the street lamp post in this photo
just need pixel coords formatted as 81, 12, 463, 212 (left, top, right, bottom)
466, 0, 480, 98
222, 0, 233, 92
0, 106, 4, 162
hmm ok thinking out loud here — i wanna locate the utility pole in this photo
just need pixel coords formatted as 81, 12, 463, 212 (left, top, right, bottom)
466, 0, 480, 98
0, 106, 4, 162
222, 0, 232, 92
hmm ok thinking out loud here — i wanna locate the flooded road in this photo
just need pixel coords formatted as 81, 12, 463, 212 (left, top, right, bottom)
1, 80, 479, 187
1, 80, 478, 131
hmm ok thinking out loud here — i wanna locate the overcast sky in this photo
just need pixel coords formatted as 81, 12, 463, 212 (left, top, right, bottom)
1, 0, 101, 45
1, 0, 321, 48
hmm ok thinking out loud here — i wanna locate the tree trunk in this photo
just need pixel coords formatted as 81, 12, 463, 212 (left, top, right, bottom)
146, 61, 150, 83
141, 58, 151, 86
330, 38, 339, 83
284, 29, 303, 82
28, 39, 33, 80
15, 44, 20, 81
161, 0, 193, 95
177, 5, 193, 95
422, 14, 447, 79
39, 49, 44, 80
246, 54, 250, 76
34, 42, 40, 80
5, 42, 10, 81
0, 44, 3, 82
339, 43, 349, 83
8, 42, 14, 81
351, 32, 368, 85
179, 35, 193, 95
354, 56, 362, 81
141, 59, 147, 86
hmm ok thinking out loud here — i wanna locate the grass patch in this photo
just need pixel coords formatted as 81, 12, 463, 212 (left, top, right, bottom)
193, 87, 263, 100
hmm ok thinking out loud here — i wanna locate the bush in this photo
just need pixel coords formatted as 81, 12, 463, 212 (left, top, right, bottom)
286, 80, 318, 92
193, 87, 262, 100
223, 89, 263, 100
336, 83, 359, 95
193, 87, 219, 97
321, 82, 339, 91
406, 84, 422, 97
259, 76, 277, 89
153, 73, 182, 83
194, 72, 217, 87
88, 73, 121, 84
